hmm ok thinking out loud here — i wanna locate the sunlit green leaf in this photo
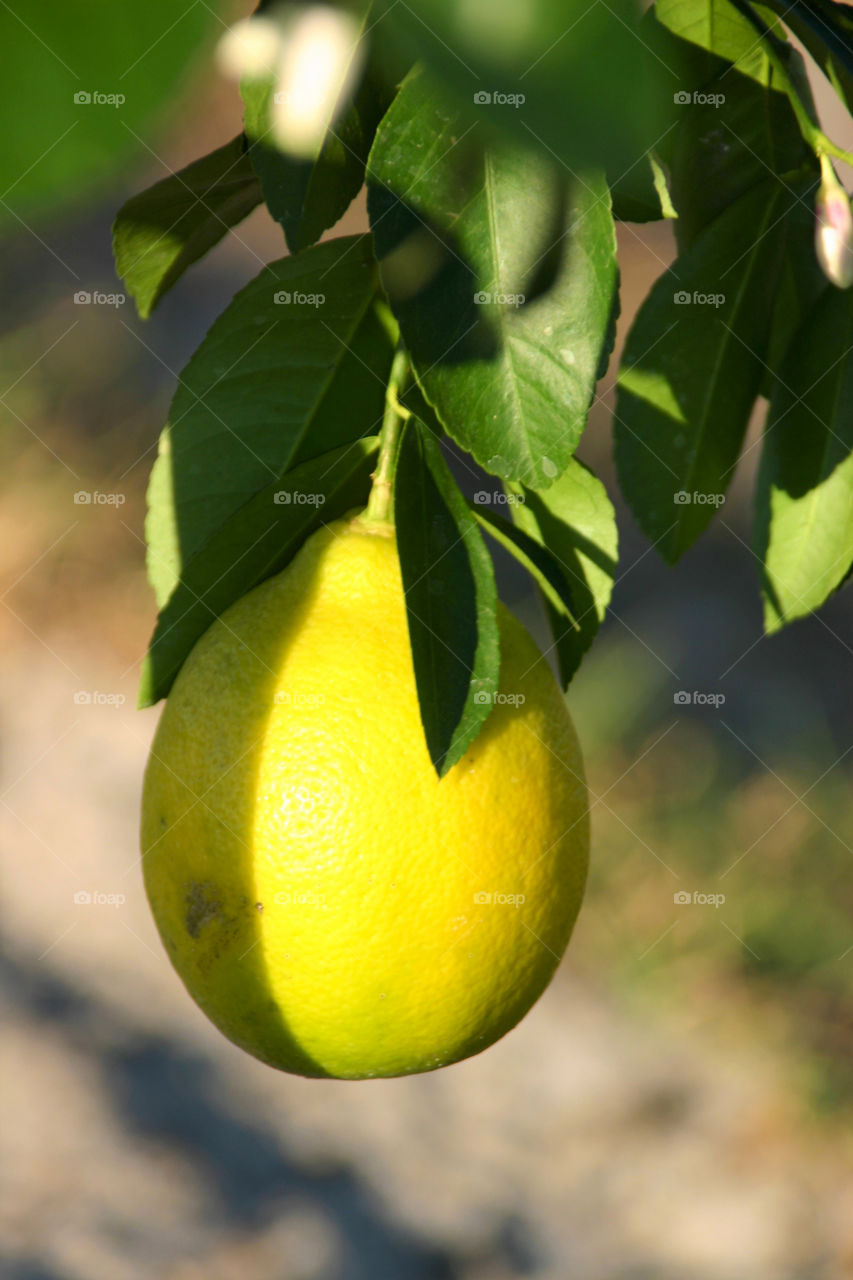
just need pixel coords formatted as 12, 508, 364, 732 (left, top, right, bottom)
367, 69, 618, 489
146, 234, 395, 608
615, 181, 793, 561
113, 136, 262, 319
756, 287, 853, 631
511, 461, 618, 684
140, 439, 378, 706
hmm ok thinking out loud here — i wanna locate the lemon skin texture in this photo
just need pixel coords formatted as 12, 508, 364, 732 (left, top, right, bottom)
141, 517, 589, 1079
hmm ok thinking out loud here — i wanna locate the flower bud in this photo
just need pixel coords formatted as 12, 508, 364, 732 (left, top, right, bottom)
815, 158, 853, 289
271, 7, 363, 158
217, 16, 284, 81
216, 6, 363, 162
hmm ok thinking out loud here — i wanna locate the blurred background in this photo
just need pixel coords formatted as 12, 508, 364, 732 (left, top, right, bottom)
2, 3, 853, 1277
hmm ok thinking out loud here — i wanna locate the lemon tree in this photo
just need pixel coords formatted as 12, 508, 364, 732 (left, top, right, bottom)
107, 0, 853, 1075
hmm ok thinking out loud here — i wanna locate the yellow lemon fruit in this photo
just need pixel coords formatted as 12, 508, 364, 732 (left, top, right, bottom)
141, 516, 589, 1079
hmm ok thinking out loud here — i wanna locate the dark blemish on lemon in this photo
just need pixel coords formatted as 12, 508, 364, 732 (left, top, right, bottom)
184, 881, 221, 938
255, 902, 264, 912
160, 816, 167, 829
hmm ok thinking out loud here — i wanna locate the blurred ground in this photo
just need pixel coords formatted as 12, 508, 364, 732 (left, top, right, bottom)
3, 39, 853, 1280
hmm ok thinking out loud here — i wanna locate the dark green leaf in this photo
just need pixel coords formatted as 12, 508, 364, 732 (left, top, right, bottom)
761, 180, 828, 393
146, 234, 395, 608
242, 36, 396, 253
669, 68, 814, 248
655, 0, 816, 248
610, 155, 674, 224
511, 461, 618, 685
139, 439, 378, 706
367, 69, 618, 489
113, 136, 263, 319
471, 503, 579, 625
394, 419, 499, 776
371, 0, 669, 173
615, 181, 793, 562
762, 0, 853, 111
755, 288, 853, 631
399, 382, 443, 438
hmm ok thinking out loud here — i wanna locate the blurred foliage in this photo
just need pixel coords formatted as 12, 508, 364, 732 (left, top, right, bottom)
570, 632, 853, 1116
0, 0, 223, 225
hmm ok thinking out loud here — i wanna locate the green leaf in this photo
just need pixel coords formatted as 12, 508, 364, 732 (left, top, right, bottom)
394, 419, 499, 776
471, 503, 579, 625
614, 181, 793, 562
656, 0, 782, 77
511, 461, 618, 686
610, 154, 675, 224
113, 136, 263, 319
241, 36, 395, 253
146, 234, 395, 609
654, 0, 816, 248
668, 66, 814, 248
367, 69, 618, 489
762, 0, 853, 111
139, 439, 378, 706
0, 0, 217, 225
653, 0, 821, 366
372, 0, 669, 173
761, 181, 828, 393
755, 288, 853, 631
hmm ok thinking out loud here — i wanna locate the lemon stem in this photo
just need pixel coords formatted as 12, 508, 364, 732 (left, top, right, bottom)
364, 347, 411, 525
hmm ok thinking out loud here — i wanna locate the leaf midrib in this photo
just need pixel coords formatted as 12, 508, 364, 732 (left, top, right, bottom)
482, 149, 531, 473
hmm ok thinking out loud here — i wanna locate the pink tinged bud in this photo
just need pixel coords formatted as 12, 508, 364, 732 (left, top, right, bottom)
815, 176, 853, 289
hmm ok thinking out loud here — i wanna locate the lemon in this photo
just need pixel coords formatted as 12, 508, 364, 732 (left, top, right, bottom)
141, 515, 589, 1079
